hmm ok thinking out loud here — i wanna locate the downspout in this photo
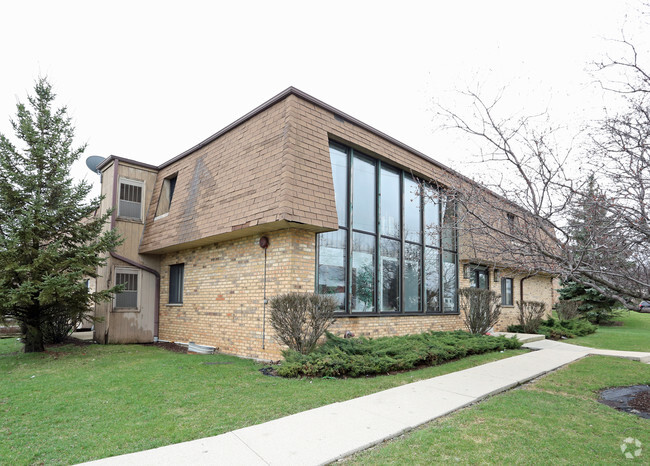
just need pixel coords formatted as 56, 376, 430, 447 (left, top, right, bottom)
109, 159, 161, 342
520, 274, 534, 304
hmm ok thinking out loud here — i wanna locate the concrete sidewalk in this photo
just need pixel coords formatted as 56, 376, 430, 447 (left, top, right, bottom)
83, 341, 650, 466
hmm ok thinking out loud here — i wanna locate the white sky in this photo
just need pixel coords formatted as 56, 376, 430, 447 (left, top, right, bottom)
0, 0, 648, 198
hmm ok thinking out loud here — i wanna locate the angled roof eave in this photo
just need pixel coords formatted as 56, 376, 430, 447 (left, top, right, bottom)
156, 87, 462, 180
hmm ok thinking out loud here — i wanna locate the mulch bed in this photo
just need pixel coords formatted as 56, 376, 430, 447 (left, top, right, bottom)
598, 385, 650, 419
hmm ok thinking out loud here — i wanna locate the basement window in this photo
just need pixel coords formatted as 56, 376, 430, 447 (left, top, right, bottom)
169, 263, 184, 304
155, 175, 178, 219
115, 268, 139, 310
118, 178, 144, 221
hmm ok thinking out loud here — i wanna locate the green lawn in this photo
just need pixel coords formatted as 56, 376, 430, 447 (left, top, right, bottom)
568, 311, 650, 352
0, 338, 525, 465
349, 356, 650, 465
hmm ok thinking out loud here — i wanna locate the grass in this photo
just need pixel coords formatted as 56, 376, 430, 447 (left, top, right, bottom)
568, 311, 650, 352
348, 356, 650, 465
0, 338, 525, 465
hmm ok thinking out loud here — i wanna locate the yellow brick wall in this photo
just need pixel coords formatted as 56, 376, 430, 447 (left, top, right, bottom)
158, 228, 316, 360
457, 266, 555, 331
158, 228, 557, 360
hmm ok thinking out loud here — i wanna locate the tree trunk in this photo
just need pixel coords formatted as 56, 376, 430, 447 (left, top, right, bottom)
22, 315, 45, 353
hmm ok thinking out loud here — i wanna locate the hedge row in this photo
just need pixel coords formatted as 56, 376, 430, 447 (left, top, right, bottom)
508, 317, 596, 340
277, 330, 522, 378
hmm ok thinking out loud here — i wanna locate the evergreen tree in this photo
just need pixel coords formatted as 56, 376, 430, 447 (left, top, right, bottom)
558, 281, 618, 324
0, 78, 121, 352
559, 176, 620, 324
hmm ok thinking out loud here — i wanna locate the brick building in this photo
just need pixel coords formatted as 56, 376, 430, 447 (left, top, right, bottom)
92, 87, 556, 360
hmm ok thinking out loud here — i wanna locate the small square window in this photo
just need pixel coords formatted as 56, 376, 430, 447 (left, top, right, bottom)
118, 179, 144, 221
169, 264, 184, 304
115, 269, 139, 309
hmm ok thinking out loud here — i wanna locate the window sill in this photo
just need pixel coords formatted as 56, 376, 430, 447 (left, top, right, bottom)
165, 303, 183, 307
112, 308, 140, 313
335, 312, 461, 318
117, 217, 144, 225
154, 213, 169, 221
502, 305, 515, 308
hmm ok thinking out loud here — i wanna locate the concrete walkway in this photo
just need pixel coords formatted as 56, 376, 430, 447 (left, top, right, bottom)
83, 341, 650, 466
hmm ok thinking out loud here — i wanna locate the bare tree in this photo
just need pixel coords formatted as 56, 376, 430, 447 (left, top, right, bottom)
432, 34, 650, 310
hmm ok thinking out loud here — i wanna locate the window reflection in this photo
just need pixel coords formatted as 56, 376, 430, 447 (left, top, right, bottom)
425, 247, 440, 312
442, 251, 457, 312
351, 232, 375, 312
317, 142, 458, 315
352, 155, 376, 233
380, 238, 400, 312
380, 167, 400, 238
329, 144, 348, 227
404, 177, 421, 243
317, 230, 346, 310
404, 243, 422, 312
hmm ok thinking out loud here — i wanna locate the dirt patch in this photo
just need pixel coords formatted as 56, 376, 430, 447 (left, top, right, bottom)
598, 385, 650, 419
150, 341, 188, 354
46, 337, 93, 349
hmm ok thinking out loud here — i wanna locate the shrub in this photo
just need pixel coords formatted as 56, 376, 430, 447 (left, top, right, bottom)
277, 330, 522, 378
458, 287, 502, 334
269, 293, 337, 354
508, 317, 597, 340
516, 300, 546, 333
555, 300, 581, 321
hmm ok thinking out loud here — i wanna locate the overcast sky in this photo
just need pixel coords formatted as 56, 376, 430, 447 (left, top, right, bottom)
1, 0, 647, 197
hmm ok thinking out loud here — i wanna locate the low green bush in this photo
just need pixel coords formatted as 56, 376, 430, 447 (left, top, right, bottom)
507, 317, 596, 340
276, 331, 522, 378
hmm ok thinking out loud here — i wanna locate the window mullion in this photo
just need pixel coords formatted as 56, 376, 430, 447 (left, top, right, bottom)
375, 159, 381, 314
399, 171, 405, 314
420, 183, 425, 312
346, 148, 353, 314
439, 190, 444, 313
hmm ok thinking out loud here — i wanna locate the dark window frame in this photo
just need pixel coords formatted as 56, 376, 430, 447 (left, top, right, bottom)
501, 277, 514, 306
169, 263, 184, 305
316, 141, 459, 316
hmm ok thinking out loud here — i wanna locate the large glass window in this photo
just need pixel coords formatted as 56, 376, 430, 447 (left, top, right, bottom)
380, 238, 400, 312
425, 247, 440, 312
424, 194, 439, 247
316, 141, 458, 315
404, 243, 422, 312
442, 251, 458, 313
352, 155, 376, 233
380, 167, 401, 238
329, 144, 348, 227
351, 232, 375, 312
317, 230, 347, 310
403, 177, 421, 243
